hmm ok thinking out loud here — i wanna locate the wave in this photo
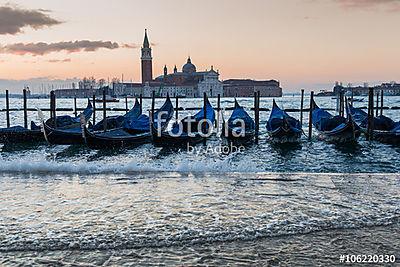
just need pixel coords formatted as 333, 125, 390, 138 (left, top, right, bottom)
0, 212, 398, 253
0, 156, 262, 175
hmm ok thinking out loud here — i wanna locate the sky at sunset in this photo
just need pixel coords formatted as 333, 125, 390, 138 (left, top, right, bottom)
0, 0, 399, 92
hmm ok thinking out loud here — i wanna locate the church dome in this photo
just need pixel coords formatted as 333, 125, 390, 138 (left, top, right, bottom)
182, 57, 196, 74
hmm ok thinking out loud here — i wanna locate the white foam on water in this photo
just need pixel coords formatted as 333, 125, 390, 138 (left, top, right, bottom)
0, 155, 263, 175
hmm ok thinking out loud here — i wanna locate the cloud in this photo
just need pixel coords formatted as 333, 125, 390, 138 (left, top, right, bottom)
47, 58, 71, 63
121, 43, 139, 49
0, 40, 122, 56
0, 5, 62, 35
333, 0, 400, 11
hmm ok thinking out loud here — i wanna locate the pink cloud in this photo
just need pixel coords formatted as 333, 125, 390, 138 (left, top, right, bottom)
0, 5, 62, 35
334, 0, 400, 12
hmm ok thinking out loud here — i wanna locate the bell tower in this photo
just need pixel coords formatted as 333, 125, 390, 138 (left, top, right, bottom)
141, 29, 153, 83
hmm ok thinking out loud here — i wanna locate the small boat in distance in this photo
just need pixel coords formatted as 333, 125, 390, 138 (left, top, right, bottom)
351, 98, 364, 103
222, 99, 255, 144
312, 99, 360, 143
152, 96, 215, 147
95, 95, 119, 103
266, 100, 302, 143
349, 105, 400, 145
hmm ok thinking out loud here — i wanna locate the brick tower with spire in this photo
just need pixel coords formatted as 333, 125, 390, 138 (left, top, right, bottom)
141, 29, 153, 83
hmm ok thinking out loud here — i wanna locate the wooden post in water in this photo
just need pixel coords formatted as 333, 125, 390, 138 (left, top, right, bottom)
366, 88, 374, 141
73, 97, 77, 117
216, 94, 221, 130
53, 92, 57, 124
351, 88, 354, 105
175, 96, 179, 120
376, 91, 380, 117
340, 90, 344, 117
102, 89, 107, 132
151, 91, 155, 114
203, 92, 207, 145
300, 89, 304, 125
23, 89, 28, 129
140, 94, 143, 114
50, 91, 57, 127
308, 91, 314, 141
380, 90, 384, 116
5, 90, 10, 128
151, 91, 155, 131
49, 91, 53, 120
254, 91, 260, 144
92, 94, 96, 125
125, 96, 128, 113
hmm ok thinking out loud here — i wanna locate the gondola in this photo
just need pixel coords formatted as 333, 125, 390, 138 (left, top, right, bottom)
0, 121, 44, 144
222, 99, 255, 144
90, 99, 142, 132
312, 99, 360, 143
152, 96, 215, 147
266, 100, 302, 143
83, 97, 174, 149
43, 100, 94, 145
349, 105, 400, 144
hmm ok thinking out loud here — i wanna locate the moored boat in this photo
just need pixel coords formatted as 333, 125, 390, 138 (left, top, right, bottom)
83, 97, 174, 149
312, 100, 360, 143
222, 99, 255, 144
0, 121, 44, 144
266, 100, 302, 143
43, 100, 94, 145
152, 96, 215, 148
349, 105, 400, 145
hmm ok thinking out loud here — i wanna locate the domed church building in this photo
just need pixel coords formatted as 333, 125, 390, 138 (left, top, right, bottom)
153, 57, 223, 97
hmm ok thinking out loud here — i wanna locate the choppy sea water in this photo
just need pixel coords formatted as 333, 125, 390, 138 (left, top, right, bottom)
0, 95, 399, 266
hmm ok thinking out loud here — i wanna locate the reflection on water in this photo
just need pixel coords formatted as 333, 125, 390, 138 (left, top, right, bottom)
0, 172, 398, 266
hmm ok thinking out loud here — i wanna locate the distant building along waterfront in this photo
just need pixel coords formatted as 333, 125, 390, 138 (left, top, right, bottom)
223, 79, 282, 97
333, 81, 400, 96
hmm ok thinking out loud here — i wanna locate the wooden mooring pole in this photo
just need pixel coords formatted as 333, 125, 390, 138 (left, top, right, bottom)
151, 91, 155, 131
376, 91, 380, 117
151, 91, 155, 114
102, 89, 107, 132
140, 94, 143, 114
380, 90, 384, 116
49, 91, 53, 120
300, 89, 304, 125
92, 94, 96, 125
5, 90, 10, 128
203, 92, 207, 145
351, 88, 354, 105
50, 91, 57, 127
216, 94, 221, 131
175, 96, 179, 120
23, 89, 28, 129
254, 91, 260, 144
340, 90, 344, 117
308, 91, 314, 141
125, 96, 128, 113
366, 88, 374, 141
73, 97, 77, 117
